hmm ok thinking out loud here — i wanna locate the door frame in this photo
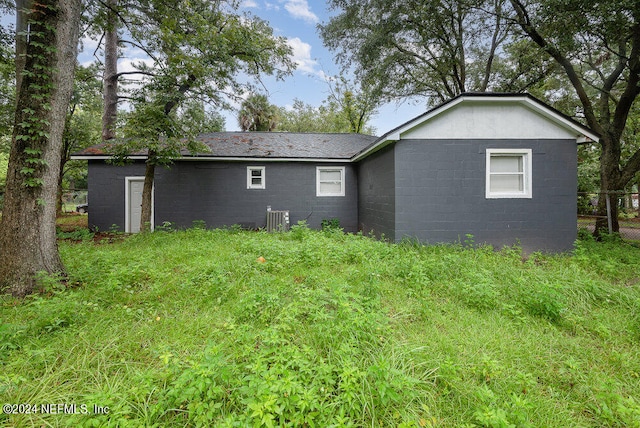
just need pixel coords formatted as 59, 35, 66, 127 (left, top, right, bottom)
125, 176, 154, 233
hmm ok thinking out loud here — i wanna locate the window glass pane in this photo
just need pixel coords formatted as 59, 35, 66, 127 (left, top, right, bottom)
490, 174, 523, 192
491, 156, 523, 173
320, 181, 342, 194
320, 170, 342, 181
247, 167, 264, 189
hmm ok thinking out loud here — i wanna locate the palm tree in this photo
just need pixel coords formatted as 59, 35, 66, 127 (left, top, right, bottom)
238, 94, 278, 131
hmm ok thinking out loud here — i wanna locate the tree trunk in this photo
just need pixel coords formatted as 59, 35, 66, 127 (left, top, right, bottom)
102, 0, 118, 141
594, 135, 623, 236
0, 0, 82, 297
57, 156, 64, 215
140, 152, 155, 232
15, 0, 33, 96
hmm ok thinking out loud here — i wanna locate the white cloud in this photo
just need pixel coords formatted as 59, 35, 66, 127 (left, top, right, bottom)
79, 35, 100, 56
287, 37, 321, 76
283, 0, 318, 24
117, 57, 155, 89
240, 0, 259, 8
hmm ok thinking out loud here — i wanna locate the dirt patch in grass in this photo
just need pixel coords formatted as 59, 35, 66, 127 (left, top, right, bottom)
56, 213, 88, 232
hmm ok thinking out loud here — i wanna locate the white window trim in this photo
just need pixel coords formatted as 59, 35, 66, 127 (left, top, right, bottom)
247, 166, 265, 189
485, 149, 532, 199
316, 166, 346, 197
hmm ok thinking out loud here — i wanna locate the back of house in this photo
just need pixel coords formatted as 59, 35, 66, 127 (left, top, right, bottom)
72, 93, 599, 253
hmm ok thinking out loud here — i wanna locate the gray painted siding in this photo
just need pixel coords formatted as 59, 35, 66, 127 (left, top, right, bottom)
88, 160, 358, 232
357, 145, 395, 240
393, 139, 577, 252
87, 160, 142, 231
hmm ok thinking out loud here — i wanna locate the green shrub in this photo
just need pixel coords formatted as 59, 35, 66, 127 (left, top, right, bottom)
289, 220, 310, 240
321, 218, 341, 230
522, 281, 565, 322
191, 219, 206, 229
56, 227, 95, 241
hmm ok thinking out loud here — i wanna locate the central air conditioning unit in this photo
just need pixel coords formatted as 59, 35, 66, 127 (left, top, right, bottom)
266, 210, 290, 232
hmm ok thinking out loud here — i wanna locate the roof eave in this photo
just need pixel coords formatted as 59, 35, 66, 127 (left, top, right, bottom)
69, 155, 355, 163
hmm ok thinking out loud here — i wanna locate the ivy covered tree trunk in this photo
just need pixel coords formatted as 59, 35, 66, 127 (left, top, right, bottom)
0, 0, 82, 297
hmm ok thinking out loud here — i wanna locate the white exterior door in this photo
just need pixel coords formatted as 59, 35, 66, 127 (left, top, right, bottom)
126, 177, 150, 233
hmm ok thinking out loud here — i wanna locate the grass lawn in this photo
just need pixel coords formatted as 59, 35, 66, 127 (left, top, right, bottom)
1, 224, 640, 427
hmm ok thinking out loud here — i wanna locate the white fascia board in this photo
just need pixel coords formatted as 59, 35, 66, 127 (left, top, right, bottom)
70, 155, 148, 161
351, 138, 396, 162
70, 155, 353, 163
520, 97, 600, 143
387, 96, 467, 142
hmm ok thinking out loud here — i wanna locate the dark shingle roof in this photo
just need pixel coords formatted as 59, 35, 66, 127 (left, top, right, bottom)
73, 132, 378, 160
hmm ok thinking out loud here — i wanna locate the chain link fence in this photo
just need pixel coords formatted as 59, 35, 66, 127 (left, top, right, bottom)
578, 191, 640, 241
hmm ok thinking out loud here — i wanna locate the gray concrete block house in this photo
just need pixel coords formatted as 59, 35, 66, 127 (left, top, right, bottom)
72, 93, 599, 252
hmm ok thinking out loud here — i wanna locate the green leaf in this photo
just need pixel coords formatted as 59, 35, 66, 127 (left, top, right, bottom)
19, 167, 35, 175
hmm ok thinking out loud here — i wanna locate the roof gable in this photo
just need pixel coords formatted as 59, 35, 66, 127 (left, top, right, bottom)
353, 93, 600, 161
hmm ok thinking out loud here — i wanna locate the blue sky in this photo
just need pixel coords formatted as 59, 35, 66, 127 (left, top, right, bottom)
230, 0, 426, 135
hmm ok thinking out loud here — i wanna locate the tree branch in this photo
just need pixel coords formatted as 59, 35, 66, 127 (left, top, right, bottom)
620, 147, 640, 185
481, 0, 504, 91
115, 70, 157, 78
598, 37, 628, 125
163, 74, 197, 116
612, 20, 640, 141
509, 0, 603, 135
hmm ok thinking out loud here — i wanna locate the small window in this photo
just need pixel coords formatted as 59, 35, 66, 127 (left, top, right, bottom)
317, 167, 345, 197
486, 149, 532, 198
247, 166, 265, 189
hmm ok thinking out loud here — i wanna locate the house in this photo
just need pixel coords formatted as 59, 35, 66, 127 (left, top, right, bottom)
71, 93, 599, 252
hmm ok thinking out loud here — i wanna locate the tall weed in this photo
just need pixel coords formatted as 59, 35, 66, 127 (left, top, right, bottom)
1, 229, 639, 426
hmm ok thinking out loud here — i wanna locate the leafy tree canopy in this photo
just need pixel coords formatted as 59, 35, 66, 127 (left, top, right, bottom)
277, 99, 344, 133
113, 0, 292, 151
320, 0, 550, 104
276, 77, 377, 134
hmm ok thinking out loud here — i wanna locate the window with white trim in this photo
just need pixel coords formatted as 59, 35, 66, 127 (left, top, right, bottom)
486, 149, 532, 198
316, 166, 345, 197
247, 166, 265, 189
